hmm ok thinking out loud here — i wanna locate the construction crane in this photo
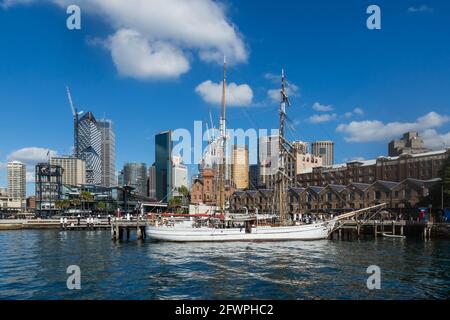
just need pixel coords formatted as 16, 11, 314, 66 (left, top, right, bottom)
66, 86, 83, 158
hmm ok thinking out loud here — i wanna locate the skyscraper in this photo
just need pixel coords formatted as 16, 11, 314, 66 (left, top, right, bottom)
77, 112, 102, 185
155, 131, 173, 202
172, 155, 188, 195
258, 135, 279, 187
249, 164, 260, 188
7, 161, 26, 202
312, 140, 334, 167
231, 146, 249, 190
50, 156, 86, 186
98, 119, 116, 187
123, 163, 147, 196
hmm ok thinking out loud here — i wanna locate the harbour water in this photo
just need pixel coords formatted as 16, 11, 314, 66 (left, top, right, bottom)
0, 229, 448, 300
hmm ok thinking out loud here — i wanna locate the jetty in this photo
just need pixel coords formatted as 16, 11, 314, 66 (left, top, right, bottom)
330, 219, 434, 240
110, 219, 147, 240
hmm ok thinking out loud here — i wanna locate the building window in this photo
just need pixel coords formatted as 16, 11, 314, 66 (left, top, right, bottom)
375, 191, 381, 200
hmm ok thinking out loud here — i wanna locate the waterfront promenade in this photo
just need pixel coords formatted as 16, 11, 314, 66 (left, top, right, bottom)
0, 218, 111, 230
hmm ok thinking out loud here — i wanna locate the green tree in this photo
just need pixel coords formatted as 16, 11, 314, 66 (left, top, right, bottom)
80, 191, 94, 212
55, 200, 63, 210
168, 197, 182, 212
97, 201, 106, 215
179, 185, 189, 197
178, 185, 190, 203
71, 198, 81, 211
55, 199, 70, 214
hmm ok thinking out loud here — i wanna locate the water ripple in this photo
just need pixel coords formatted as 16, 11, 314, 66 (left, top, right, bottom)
0, 230, 448, 300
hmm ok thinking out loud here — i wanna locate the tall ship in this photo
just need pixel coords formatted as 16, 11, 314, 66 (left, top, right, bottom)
146, 62, 382, 242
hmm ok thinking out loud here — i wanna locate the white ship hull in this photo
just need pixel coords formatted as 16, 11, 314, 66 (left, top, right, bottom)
145, 220, 336, 242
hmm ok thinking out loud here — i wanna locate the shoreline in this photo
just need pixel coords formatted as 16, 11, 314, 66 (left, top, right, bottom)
0, 219, 111, 230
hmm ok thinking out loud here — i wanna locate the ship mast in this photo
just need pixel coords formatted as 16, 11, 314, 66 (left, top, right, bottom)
218, 56, 227, 214
277, 69, 290, 225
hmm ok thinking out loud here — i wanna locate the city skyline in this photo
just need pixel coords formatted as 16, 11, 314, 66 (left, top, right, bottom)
1, 0, 450, 195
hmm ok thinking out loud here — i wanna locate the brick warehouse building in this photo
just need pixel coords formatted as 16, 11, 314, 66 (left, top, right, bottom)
230, 178, 442, 215
296, 149, 449, 187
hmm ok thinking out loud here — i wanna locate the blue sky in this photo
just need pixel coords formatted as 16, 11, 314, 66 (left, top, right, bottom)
1, 0, 450, 195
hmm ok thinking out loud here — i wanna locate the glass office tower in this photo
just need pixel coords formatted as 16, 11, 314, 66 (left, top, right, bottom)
155, 131, 172, 202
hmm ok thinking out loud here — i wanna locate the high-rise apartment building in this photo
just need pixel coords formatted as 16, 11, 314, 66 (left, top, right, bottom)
123, 163, 147, 196
231, 146, 249, 190
7, 161, 26, 202
312, 140, 334, 167
50, 157, 86, 186
77, 112, 102, 185
155, 131, 173, 202
98, 119, 116, 187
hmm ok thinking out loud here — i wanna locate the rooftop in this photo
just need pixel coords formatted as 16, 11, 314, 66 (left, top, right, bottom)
298, 149, 448, 175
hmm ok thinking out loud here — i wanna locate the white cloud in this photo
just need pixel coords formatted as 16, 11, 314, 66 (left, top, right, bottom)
195, 80, 253, 107
421, 129, 450, 150
312, 102, 333, 112
26, 171, 35, 183
416, 111, 449, 128
408, 5, 433, 13
2, 0, 248, 79
353, 107, 364, 115
267, 89, 281, 102
308, 113, 338, 124
109, 29, 190, 79
7, 147, 58, 164
344, 108, 364, 118
264, 72, 280, 82
0, 0, 33, 8
264, 71, 300, 103
336, 112, 450, 142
